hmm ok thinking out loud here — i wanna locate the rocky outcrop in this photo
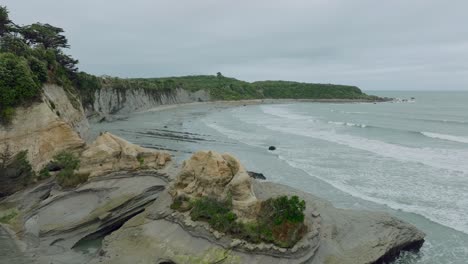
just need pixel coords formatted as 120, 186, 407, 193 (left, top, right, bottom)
87, 87, 210, 122
78, 132, 171, 178
0, 85, 89, 172
170, 151, 258, 219
253, 182, 425, 264
91, 152, 425, 264
0, 149, 425, 264
1, 171, 169, 264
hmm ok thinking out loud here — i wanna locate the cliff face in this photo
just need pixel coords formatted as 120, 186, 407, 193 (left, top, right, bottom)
86, 87, 210, 121
0, 84, 89, 172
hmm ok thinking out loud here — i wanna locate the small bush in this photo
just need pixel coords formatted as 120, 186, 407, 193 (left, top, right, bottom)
137, 154, 144, 166
38, 167, 51, 180
52, 151, 86, 188
57, 171, 88, 188
258, 196, 307, 247
190, 196, 238, 234
173, 194, 307, 248
12, 150, 34, 186
170, 195, 192, 212
0, 107, 15, 124
0, 149, 35, 196
260, 195, 306, 225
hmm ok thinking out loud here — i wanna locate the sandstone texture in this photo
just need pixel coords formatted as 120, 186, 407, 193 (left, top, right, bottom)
171, 151, 258, 219
0, 85, 88, 172
78, 132, 171, 178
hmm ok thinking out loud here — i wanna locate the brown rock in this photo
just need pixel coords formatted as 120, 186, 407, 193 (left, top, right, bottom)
171, 151, 258, 219
78, 132, 171, 178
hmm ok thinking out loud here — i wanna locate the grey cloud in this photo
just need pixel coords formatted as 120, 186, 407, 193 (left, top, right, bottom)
4, 0, 468, 90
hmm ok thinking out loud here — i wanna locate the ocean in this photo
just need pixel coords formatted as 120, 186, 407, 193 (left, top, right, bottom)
91, 91, 468, 264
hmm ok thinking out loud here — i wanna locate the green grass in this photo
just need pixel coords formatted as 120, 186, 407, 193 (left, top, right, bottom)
0, 209, 18, 224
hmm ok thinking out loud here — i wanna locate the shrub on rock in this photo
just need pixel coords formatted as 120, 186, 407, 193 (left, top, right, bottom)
52, 151, 87, 188
171, 194, 307, 248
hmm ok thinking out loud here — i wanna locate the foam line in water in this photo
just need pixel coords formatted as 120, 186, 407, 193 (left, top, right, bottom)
205, 113, 468, 235
421, 132, 468, 144
260, 105, 468, 173
328, 121, 367, 128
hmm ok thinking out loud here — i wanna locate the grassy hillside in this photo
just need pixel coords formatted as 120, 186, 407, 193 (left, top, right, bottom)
96, 74, 379, 101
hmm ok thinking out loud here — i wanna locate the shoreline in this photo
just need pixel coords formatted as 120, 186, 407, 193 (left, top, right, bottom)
139, 98, 388, 114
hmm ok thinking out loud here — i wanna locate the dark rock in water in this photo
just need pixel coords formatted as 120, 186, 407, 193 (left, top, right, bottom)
163, 126, 168, 128
374, 238, 425, 264
268, 146, 276, 151
247, 171, 266, 180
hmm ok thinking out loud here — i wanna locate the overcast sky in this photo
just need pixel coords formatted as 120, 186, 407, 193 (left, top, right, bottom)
4, 0, 468, 90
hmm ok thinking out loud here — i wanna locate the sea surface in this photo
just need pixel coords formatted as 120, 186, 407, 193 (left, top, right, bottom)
92, 91, 468, 264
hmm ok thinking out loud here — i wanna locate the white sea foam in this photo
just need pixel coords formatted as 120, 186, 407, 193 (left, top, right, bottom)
205, 105, 468, 235
261, 105, 468, 172
280, 154, 468, 235
328, 121, 368, 128
207, 112, 468, 235
421, 132, 468, 144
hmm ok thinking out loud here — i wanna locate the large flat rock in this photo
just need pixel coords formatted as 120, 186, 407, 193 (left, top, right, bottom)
90, 180, 424, 264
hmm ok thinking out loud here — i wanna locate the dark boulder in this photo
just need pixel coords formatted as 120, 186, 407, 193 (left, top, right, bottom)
46, 162, 62, 172
247, 171, 266, 180
268, 146, 276, 151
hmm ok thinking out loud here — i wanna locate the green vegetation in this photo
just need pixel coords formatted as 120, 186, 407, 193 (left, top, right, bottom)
38, 167, 51, 180
0, 5, 81, 124
137, 155, 145, 166
97, 73, 378, 102
253, 80, 372, 100
0, 209, 18, 224
51, 151, 87, 188
0, 146, 35, 197
0, 52, 41, 122
190, 196, 239, 233
171, 194, 307, 248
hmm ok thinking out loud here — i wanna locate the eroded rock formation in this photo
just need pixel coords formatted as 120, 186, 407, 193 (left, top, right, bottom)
170, 151, 258, 219
78, 132, 171, 178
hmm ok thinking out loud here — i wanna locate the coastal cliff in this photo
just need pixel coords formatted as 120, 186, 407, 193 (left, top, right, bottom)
86, 86, 210, 122
0, 84, 88, 168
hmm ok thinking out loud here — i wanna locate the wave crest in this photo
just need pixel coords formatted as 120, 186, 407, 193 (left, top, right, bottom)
421, 132, 468, 144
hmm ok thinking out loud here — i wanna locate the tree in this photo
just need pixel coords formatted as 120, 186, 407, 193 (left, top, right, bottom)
21, 23, 69, 49
0, 33, 29, 56
216, 72, 223, 78
0, 6, 11, 36
0, 53, 40, 123
55, 50, 78, 73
